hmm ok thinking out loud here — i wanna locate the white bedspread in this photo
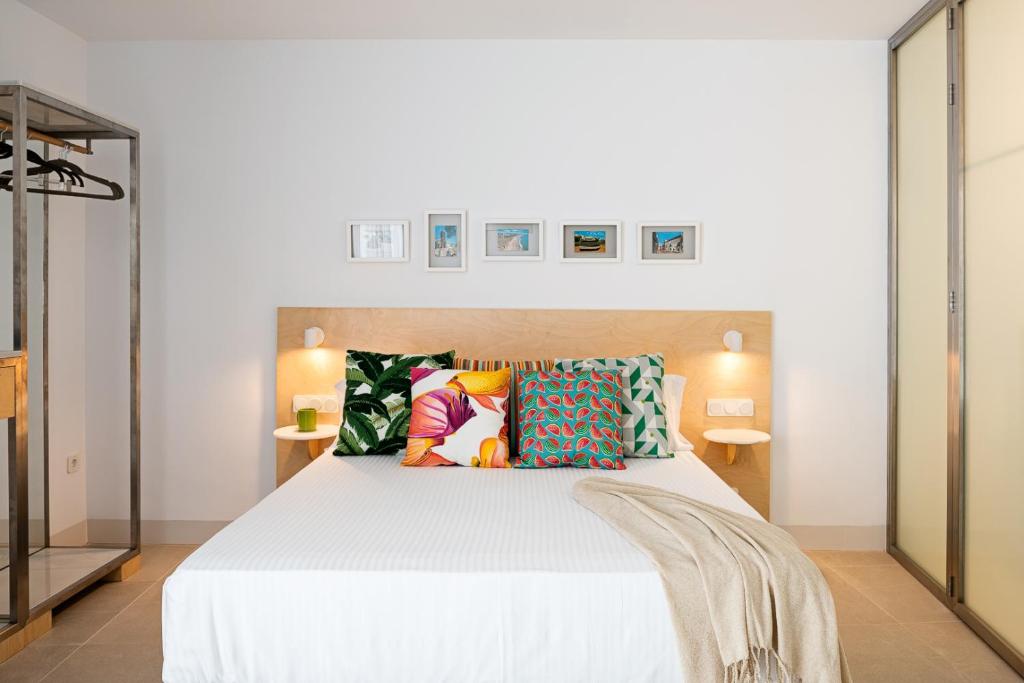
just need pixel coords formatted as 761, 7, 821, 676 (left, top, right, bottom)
163, 451, 760, 683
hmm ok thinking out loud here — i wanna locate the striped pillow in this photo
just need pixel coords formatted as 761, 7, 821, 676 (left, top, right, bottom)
454, 358, 551, 373
454, 358, 551, 456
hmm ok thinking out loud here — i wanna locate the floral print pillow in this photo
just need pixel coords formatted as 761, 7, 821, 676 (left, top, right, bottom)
516, 369, 626, 470
402, 368, 512, 468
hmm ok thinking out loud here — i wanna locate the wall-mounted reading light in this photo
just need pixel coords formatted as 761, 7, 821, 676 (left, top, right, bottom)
723, 330, 743, 353
304, 326, 326, 349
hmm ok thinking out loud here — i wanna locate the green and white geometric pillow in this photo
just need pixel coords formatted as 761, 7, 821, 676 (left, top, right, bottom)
334, 349, 455, 455
554, 353, 670, 458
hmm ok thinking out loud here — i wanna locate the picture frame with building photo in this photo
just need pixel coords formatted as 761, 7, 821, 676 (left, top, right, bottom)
482, 219, 544, 261
346, 220, 410, 262
425, 210, 467, 272
560, 221, 622, 263
638, 222, 702, 264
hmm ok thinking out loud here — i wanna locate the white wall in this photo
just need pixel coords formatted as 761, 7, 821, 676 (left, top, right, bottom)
0, 0, 87, 101
84, 39, 888, 542
0, 0, 90, 539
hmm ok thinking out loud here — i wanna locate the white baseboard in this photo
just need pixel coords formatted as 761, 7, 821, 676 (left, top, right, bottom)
1, 519, 227, 546
141, 520, 229, 544
84, 519, 229, 545
782, 525, 886, 550
0, 519, 46, 545
50, 519, 89, 546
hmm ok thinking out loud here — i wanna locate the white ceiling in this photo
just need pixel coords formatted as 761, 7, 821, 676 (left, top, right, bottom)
20, 0, 923, 41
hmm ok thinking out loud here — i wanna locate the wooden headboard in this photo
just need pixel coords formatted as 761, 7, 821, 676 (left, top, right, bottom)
276, 307, 772, 518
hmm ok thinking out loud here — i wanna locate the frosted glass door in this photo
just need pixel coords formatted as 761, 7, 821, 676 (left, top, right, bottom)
893, 9, 949, 584
962, 0, 1024, 656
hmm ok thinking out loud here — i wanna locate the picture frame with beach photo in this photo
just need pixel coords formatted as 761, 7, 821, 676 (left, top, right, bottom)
482, 219, 544, 261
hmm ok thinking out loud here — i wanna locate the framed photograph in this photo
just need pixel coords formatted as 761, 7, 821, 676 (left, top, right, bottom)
425, 210, 467, 272
482, 219, 544, 261
560, 221, 622, 263
346, 220, 410, 262
637, 222, 702, 265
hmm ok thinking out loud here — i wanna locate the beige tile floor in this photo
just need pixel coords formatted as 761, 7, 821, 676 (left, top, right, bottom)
806, 551, 1023, 683
0, 546, 1019, 682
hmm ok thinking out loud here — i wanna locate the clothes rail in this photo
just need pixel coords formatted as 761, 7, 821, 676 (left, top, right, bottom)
0, 119, 92, 155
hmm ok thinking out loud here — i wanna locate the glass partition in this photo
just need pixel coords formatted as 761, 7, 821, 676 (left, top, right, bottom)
892, 8, 949, 585
962, 0, 1024, 656
27, 141, 45, 556
78, 138, 133, 553
25, 137, 134, 607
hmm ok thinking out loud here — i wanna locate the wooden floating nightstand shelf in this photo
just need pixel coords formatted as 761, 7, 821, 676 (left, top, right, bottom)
273, 424, 338, 460
703, 428, 771, 465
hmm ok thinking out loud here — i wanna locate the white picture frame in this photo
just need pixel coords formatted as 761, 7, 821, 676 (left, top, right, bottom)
481, 219, 545, 261
637, 221, 703, 265
425, 210, 467, 272
346, 220, 410, 262
559, 221, 623, 263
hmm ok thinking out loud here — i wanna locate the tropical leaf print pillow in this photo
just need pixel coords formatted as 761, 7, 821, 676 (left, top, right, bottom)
516, 369, 626, 470
334, 349, 455, 455
554, 353, 669, 458
402, 367, 511, 467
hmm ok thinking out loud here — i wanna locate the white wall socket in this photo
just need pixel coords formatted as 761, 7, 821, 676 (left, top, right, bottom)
67, 452, 82, 474
292, 394, 340, 413
706, 398, 754, 417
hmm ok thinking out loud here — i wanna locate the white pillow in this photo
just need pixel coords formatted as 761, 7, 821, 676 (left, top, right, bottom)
663, 374, 693, 452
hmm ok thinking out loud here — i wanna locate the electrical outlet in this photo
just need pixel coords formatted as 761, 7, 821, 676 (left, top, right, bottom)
292, 394, 340, 413
706, 398, 754, 417
67, 452, 82, 474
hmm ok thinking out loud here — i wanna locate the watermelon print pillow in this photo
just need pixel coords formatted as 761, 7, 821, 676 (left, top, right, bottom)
516, 369, 626, 470
402, 367, 512, 468
334, 349, 455, 456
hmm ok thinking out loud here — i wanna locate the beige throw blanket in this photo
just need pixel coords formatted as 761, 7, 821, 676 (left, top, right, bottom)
573, 478, 851, 683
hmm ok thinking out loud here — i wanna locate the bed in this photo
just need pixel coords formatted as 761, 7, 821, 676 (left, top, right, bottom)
163, 306, 774, 681
162, 446, 760, 682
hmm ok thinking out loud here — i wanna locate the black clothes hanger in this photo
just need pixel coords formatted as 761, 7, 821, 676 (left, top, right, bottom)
40, 158, 91, 187
0, 139, 122, 200
0, 168, 124, 200
0, 139, 84, 186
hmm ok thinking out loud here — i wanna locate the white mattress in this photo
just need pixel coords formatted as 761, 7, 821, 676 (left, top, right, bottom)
163, 450, 760, 683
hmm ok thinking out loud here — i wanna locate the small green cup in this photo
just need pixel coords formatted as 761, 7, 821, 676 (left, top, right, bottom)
297, 408, 317, 432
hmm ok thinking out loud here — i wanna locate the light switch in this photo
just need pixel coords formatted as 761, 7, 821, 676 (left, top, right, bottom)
293, 394, 340, 413
706, 398, 754, 417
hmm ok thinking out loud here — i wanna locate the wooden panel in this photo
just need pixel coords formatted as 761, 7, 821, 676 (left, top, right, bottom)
0, 366, 15, 419
0, 611, 51, 664
102, 554, 141, 582
277, 307, 771, 518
